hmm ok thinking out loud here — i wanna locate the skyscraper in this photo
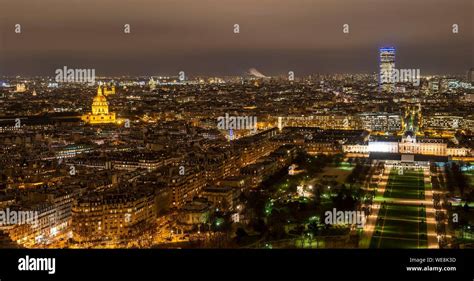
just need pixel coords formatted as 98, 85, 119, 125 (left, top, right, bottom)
379, 47, 396, 93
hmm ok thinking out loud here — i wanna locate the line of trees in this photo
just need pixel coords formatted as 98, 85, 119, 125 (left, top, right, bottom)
346, 161, 370, 187
445, 163, 468, 196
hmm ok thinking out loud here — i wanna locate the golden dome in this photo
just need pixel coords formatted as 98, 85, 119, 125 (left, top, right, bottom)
91, 86, 109, 115
81, 86, 117, 124
92, 94, 107, 103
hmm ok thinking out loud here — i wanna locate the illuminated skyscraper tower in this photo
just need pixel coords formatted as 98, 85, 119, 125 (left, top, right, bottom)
379, 47, 396, 93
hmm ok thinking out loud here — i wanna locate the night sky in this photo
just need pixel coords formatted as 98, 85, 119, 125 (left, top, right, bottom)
0, 0, 472, 76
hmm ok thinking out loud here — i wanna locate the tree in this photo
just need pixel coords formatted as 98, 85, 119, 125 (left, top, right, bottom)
308, 221, 320, 248
332, 189, 357, 211
308, 221, 319, 235
251, 218, 267, 234
463, 202, 470, 212
235, 227, 248, 242
333, 153, 344, 167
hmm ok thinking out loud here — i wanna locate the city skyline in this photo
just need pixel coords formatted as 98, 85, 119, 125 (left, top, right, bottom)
0, 2, 473, 280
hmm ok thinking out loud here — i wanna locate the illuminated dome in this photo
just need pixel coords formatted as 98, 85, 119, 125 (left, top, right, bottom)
91, 87, 109, 115
81, 86, 116, 124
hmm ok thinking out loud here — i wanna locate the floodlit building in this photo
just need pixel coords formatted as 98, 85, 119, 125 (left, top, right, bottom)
103, 85, 116, 96
200, 186, 237, 211
81, 86, 117, 124
72, 188, 156, 242
358, 113, 402, 132
177, 200, 211, 231
379, 47, 396, 93
422, 114, 464, 132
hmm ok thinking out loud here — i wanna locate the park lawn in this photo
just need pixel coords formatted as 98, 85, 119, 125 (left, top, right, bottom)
383, 169, 424, 200
370, 168, 427, 249
370, 204, 427, 248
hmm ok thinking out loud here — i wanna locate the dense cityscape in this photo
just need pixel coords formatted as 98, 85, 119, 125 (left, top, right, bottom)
1, 0, 473, 280
0, 45, 473, 249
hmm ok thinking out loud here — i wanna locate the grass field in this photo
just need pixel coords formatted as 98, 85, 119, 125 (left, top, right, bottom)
370, 168, 427, 248
383, 169, 425, 200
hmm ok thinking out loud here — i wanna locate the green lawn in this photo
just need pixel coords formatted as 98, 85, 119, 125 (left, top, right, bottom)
370, 168, 427, 249
383, 169, 424, 200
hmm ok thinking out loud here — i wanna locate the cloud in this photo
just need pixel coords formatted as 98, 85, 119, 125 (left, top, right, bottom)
0, 0, 472, 75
